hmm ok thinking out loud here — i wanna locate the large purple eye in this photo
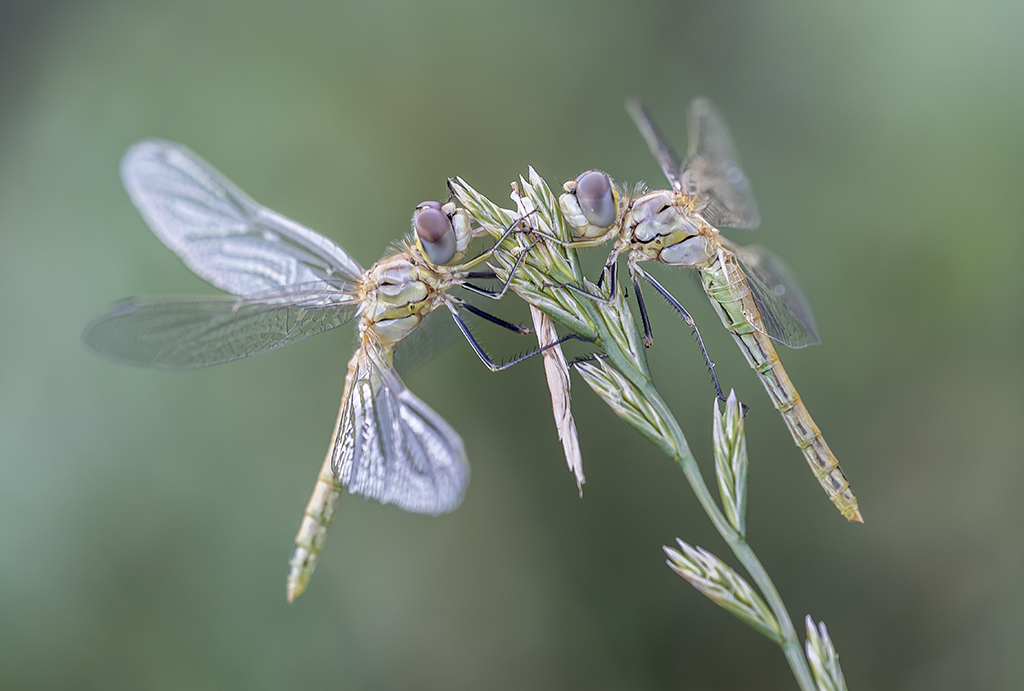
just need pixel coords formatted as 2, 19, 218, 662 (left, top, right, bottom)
414, 202, 457, 265
575, 170, 616, 228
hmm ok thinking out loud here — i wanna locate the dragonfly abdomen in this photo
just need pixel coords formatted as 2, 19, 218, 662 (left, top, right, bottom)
286, 350, 360, 602
779, 399, 859, 519
701, 259, 861, 522
287, 458, 343, 602
757, 346, 860, 521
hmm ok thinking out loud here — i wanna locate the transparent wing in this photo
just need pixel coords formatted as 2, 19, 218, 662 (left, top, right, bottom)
332, 346, 469, 515
121, 139, 366, 296
679, 98, 761, 230
626, 97, 683, 192
391, 308, 459, 379
723, 240, 820, 348
83, 281, 361, 370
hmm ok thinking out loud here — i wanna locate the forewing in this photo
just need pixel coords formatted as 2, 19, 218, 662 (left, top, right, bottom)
83, 281, 360, 370
332, 350, 469, 515
121, 139, 365, 295
626, 97, 683, 191
679, 98, 761, 230
724, 241, 820, 348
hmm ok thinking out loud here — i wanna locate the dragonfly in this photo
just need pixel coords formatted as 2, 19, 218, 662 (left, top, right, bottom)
553, 98, 861, 522
83, 140, 571, 601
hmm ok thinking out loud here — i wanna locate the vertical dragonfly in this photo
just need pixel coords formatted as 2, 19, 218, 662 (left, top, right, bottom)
84, 140, 565, 600
554, 99, 860, 522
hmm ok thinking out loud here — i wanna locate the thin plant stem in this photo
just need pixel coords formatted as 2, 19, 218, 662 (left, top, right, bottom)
593, 312, 816, 691
451, 172, 831, 691
646, 386, 815, 691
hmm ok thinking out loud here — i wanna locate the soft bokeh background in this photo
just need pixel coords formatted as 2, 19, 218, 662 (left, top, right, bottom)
2, 0, 1022, 688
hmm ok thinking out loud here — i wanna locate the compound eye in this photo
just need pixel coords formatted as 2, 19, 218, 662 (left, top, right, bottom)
575, 170, 616, 228
414, 203, 457, 265
414, 204, 449, 243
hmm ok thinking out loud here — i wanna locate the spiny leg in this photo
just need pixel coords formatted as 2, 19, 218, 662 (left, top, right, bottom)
544, 255, 620, 305
446, 303, 591, 372
633, 266, 725, 402
449, 209, 537, 272
453, 298, 532, 335
459, 238, 537, 300
629, 265, 655, 348
567, 352, 608, 368
509, 225, 617, 251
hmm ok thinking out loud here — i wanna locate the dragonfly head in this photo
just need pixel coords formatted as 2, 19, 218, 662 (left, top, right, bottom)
559, 170, 622, 239
413, 200, 471, 266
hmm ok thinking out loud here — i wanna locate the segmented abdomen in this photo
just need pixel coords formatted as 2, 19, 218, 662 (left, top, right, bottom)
286, 350, 361, 602
700, 252, 861, 522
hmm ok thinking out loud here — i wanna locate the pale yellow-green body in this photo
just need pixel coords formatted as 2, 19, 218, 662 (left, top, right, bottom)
699, 249, 858, 520
562, 185, 860, 521
286, 247, 467, 601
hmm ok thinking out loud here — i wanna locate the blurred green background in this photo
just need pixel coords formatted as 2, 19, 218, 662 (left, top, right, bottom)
2, 0, 1022, 688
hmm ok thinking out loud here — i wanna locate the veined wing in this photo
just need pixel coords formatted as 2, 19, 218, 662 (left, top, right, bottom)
680, 98, 761, 230
121, 139, 366, 296
332, 346, 469, 515
626, 97, 683, 192
391, 308, 459, 379
722, 240, 820, 348
83, 281, 361, 370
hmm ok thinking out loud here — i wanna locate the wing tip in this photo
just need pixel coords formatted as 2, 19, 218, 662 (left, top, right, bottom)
120, 138, 198, 200
120, 138, 174, 174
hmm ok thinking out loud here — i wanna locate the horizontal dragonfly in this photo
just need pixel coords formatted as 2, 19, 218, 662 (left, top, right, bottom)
83, 140, 574, 601
553, 98, 860, 522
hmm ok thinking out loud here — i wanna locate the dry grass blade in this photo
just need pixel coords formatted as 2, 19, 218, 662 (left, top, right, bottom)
530, 306, 584, 493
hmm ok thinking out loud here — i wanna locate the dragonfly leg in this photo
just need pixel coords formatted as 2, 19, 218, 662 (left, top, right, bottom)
543, 257, 619, 305
567, 352, 608, 368
512, 225, 617, 250
453, 298, 532, 335
628, 265, 655, 348
460, 238, 537, 300
450, 209, 538, 272
446, 303, 590, 372
635, 267, 725, 402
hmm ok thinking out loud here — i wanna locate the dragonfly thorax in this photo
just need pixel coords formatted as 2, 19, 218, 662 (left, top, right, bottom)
361, 253, 445, 347
625, 190, 713, 266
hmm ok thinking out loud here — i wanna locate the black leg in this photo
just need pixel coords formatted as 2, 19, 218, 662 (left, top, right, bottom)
464, 271, 498, 280
603, 261, 618, 301
630, 266, 654, 348
546, 259, 619, 305
460, 239, 537, 300
568, 352, 608, 368
636, 267, 725, 402
453, 299, 532, 335
447, 304, 590, 372
459, 209, 538, 269
479, 219, 614, 250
